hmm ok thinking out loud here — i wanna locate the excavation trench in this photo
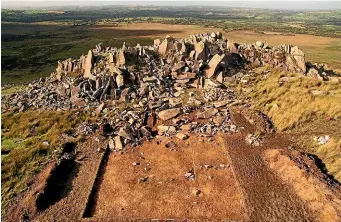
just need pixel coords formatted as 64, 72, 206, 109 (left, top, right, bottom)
35, 142, 78, 211
82, 146, 111, 218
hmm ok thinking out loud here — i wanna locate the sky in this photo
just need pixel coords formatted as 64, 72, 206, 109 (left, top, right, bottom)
2, 1, 341, 10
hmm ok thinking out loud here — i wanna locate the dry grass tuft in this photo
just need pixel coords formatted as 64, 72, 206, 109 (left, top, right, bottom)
248, 68, 341, 131
316, 138, 341, 181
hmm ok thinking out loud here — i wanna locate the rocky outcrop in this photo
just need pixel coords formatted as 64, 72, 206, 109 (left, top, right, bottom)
3, 32, 338, 117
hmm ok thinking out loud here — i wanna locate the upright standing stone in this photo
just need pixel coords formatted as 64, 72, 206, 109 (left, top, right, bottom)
84, 50, 94, 78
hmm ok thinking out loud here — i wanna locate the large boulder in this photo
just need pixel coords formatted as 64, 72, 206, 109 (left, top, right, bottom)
116, 50, 126, 66
158, 38, 172, 56
291, 46, 306, 73
56, 61, 63, 80
206, 54, 229, 79
194, 41, 208, 60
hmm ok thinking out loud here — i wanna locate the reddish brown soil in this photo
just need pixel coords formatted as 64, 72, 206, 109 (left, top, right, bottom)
92, 135, 247, 221
223, 109, 314, 221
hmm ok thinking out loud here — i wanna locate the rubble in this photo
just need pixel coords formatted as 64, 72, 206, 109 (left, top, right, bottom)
245, 133, 262, 146
2, 32, 333, 151
185, 169, 196, 180
313, 135, 330, 145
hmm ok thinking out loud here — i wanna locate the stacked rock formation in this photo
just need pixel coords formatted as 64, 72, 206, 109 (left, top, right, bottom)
3, 32, 339, 149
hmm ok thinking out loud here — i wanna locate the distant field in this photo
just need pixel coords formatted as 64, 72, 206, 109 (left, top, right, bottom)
2, 22, 341, 85
227, 31, 341, 71
92, 23, 222, 38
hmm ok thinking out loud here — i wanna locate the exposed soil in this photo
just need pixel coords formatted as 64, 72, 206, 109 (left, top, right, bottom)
91, 135, 247, 221
263, 149, 341, 222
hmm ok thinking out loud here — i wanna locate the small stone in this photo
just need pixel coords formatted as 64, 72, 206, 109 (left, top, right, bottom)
42, 141, 50, 146
219, 164, 228, 169
191, 188, 202, 197
133, 162, 140, 166
108, 138, 115, 150
180, 125, 191, 131
176, 133, 188, 140
185, 169, 195, 180
157, 125, 176, 135
138, 177, 148, 183
114, 136, 123, 150
118, 126, 135, 141
96, 103, 105, 115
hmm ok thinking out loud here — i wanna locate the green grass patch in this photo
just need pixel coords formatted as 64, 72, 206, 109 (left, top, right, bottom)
1, 85, 26, 95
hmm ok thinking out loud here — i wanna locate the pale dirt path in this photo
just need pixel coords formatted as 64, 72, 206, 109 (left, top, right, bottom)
223, 110, 314, 222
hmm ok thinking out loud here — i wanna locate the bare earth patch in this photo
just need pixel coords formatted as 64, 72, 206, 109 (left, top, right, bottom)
92, 134, 247, 221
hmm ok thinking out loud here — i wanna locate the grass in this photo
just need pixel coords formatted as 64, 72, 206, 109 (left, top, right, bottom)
245, 68, 341, 131
1, 110, 94, 210
316, 138, 341, 181
1, 85, 26, 95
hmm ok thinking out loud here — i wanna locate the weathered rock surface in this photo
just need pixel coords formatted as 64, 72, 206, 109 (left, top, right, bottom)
158, 108, 182, 121
84, 50, 94, 78
197, 108, 219, 119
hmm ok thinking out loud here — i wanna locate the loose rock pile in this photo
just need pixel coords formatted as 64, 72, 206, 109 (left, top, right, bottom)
2, 32, 337, 149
